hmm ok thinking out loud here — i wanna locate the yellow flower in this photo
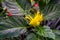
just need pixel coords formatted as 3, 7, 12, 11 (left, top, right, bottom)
25, 10, 44, 26
30, 0, 34, 3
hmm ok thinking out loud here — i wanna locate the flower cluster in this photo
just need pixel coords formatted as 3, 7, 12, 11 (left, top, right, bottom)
25, 10, 44, 26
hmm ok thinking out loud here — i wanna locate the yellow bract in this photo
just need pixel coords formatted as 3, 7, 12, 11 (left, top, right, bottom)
30, 0, 34, 3
25, 10, 44, 26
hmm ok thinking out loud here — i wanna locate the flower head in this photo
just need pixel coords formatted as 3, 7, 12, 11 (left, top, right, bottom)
25, 10, 44, 26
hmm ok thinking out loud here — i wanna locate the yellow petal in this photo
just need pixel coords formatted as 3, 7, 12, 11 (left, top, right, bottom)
28, 15, 33, 20
25, 16, 30, 20
30, 0, 34, 2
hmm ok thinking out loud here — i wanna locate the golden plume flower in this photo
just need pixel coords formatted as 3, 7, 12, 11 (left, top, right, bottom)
30, 0, 34, 3
25, 10, 44, 26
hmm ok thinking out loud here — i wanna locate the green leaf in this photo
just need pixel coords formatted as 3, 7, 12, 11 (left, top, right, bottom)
0, 16, 28, 31
39, 1, 60, 21
0, 27, 26, 39
43, 4, 60, 20
53, 30, 60, 40
16, 0, 31, 10
36, 26, 55, 39
44, 11, 60, 20
55, 34, 60, 40
26, 33, 38, 40
53, 30, 60, 35
42, 0, 60, 20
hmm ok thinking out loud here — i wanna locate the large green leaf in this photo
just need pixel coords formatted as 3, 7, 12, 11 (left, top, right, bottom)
53, 30, 60, 40
55, 34, 60, 40
36, 26, 55, 39
41, 0, 60, 20
43, 4, 60, 20
16, 0, 31, 10
0, 27, 26, 39
0, 16, 28, 30
26, 33, 38, 40
53, 30, 60, 35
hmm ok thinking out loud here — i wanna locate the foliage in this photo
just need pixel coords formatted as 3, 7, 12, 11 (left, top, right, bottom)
36, 26, 55, 39
0, 0, 60, 40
